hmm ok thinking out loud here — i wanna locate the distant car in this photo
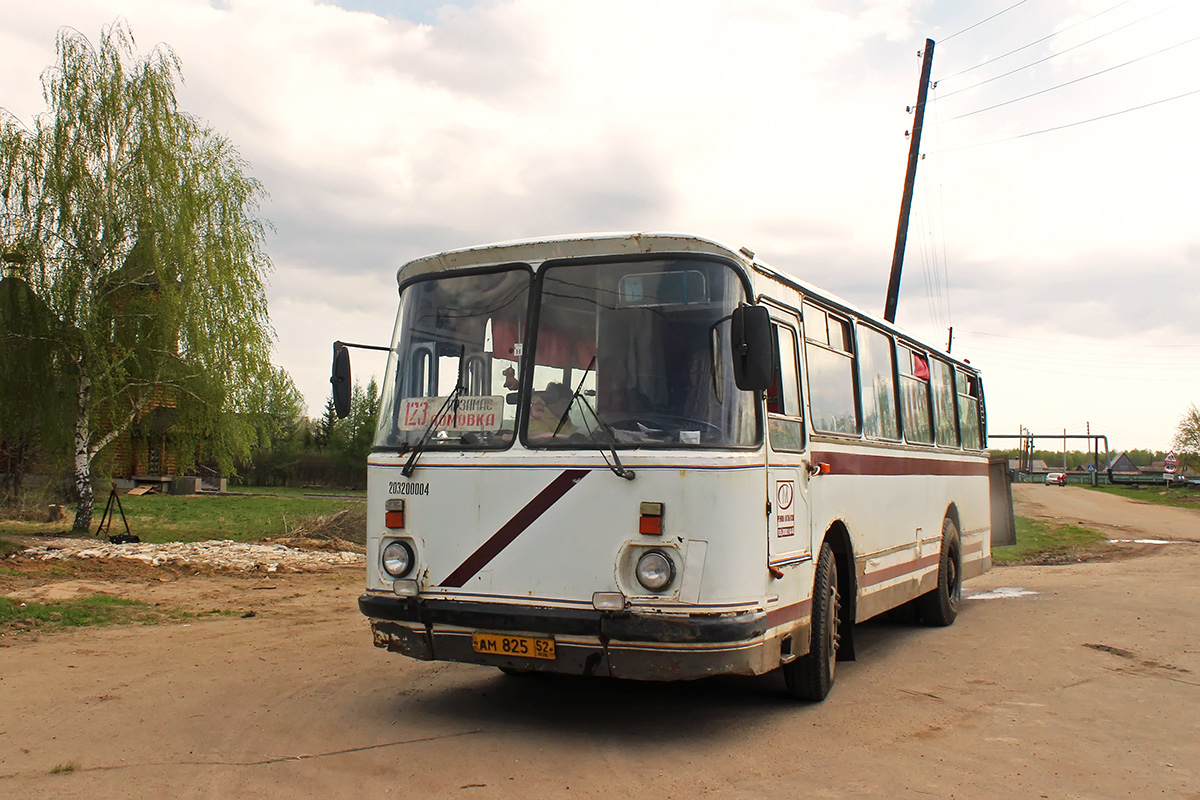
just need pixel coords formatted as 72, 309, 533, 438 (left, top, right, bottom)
1045, 472, 1067, 486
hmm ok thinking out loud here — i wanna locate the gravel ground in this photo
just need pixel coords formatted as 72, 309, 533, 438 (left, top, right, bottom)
18, 538, 365, 573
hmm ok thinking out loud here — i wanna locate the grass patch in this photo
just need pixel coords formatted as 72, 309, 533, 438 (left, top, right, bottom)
1, 594, 236, 634
226, 486, 366, 498
993, 516, 1108, 565
0, 492, 363, 543
50, 761, 81, 774
1090, 484, 1200, 510
105, 493, 362, 543
0, 594, 158, 629
0, 537, 25, 558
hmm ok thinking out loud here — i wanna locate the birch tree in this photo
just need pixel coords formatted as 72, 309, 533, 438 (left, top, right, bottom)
0, 22, 274, 531
1175, 405, 1200, 467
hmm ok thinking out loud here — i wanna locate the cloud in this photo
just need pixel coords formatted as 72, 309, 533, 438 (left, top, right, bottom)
1, 0, 1196, 449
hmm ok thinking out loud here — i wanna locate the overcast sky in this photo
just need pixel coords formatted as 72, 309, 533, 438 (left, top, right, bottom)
2, 0, 1197, 453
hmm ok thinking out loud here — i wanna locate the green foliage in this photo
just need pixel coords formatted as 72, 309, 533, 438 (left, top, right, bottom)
0, 594, 149, 627
328, 380, 379, 487
1174, 405, 1200, 466
1091, 484, 1200, 509
0, 491, 362, 542
0, 276, 72, 501
992, 516, 1107, 564
315, 397, 338, 451
235, 366, 307, 486
0, 22, 276, 529
990, 447, 1166, 469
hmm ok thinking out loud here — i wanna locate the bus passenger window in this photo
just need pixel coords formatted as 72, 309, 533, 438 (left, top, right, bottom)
857, 326, 899, 440
768, 323, 804, 451
804, 305, 858, 435
899, 346, 933, 444
956, 367, 983, 450
930, 358, 959, 447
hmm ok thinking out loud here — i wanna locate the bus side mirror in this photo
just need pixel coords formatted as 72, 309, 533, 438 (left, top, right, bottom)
730, 305, 773, 391
331, 342, 351, 418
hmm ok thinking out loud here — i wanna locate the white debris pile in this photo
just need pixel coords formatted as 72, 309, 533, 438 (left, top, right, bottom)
20, 538, 365, 573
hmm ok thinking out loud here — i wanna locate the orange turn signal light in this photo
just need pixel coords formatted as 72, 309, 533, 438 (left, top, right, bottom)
639, 501, 663, 535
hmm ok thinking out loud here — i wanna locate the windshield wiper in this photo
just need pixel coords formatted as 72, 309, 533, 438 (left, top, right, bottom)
402, 346, 465, 477
555, 356, 634, 481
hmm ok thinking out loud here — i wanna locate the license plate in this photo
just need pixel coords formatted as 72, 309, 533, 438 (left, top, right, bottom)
471, 632, 556, 660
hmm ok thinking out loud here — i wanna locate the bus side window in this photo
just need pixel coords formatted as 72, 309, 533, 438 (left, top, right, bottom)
956, 367, 983, 450
899, 346, 934, 444
930, 357, 959, 447
768, 323, 804, 451
857, 325, 899, 440
804, 305, 859, 436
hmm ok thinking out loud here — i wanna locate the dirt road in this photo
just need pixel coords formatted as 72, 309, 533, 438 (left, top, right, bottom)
2, 488, 1199, 799
1012, 483, 1200, 541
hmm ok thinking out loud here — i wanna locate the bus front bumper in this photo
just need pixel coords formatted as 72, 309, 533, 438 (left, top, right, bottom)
358, 594, 785, 681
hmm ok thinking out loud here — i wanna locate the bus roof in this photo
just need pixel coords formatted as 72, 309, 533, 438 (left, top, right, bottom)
394, 230, 971, 371
396, 231, 754, 285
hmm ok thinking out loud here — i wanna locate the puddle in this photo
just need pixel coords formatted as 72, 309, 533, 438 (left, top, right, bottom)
965, 587, 1038, 601
1108, 539, 1191, 545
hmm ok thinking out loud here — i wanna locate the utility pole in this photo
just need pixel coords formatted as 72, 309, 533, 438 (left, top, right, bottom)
1088, 421, 1096, 486
884, 38, 936, 324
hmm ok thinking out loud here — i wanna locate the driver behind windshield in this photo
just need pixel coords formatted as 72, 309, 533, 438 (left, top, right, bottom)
527, 383, 577, 438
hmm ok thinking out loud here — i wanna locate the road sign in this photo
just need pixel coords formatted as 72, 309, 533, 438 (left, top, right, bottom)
1164, 450, 1178, 474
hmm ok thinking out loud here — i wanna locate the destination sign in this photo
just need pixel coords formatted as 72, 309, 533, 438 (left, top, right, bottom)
399, 395, 504, 432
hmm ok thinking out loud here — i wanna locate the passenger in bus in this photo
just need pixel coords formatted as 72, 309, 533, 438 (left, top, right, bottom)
527, 383, 576, 438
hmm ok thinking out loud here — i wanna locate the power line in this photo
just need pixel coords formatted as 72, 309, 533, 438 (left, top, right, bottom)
923, 90, 954, 336
963, 345, 1200, 369
947, 33, 1200, 121
937, 1, 1188, 100
962, 338, 1200, 359
970, 359, 1192, 382
964, 341, 1200, 366
911, 173, 941, 331
932, 87, 1200, 153
938, 0, 1137, 81
960, 330, 1200, 348
942, 0, 1033, 44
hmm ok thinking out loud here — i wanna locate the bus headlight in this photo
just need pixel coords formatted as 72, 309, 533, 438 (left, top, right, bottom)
635, 550, 675, 592
382, 541, 415, 578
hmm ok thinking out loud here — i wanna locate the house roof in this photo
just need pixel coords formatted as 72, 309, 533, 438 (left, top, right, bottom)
1107, 453, 1140, 473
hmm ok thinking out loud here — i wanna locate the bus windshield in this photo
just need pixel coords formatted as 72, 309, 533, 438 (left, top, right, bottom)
375, 266, 531, 450
374, 257, 758, 451
526, 258, 756, 449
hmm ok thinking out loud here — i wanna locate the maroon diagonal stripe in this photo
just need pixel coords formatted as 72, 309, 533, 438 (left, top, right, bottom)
439, 470, 590, 588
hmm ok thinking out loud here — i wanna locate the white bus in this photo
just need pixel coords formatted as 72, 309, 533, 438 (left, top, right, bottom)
341, 232, 990, 700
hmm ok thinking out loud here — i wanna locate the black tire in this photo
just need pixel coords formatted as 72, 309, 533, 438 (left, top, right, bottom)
784, 541, 840, 701
917, 517, 962, 627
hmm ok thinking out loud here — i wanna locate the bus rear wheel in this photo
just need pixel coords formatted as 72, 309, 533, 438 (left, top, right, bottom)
784, 541, 840, 701
918, 517, 962, 627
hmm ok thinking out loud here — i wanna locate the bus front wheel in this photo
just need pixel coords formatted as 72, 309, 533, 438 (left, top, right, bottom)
918, 517, 962, 627
784, 541, 840, 701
